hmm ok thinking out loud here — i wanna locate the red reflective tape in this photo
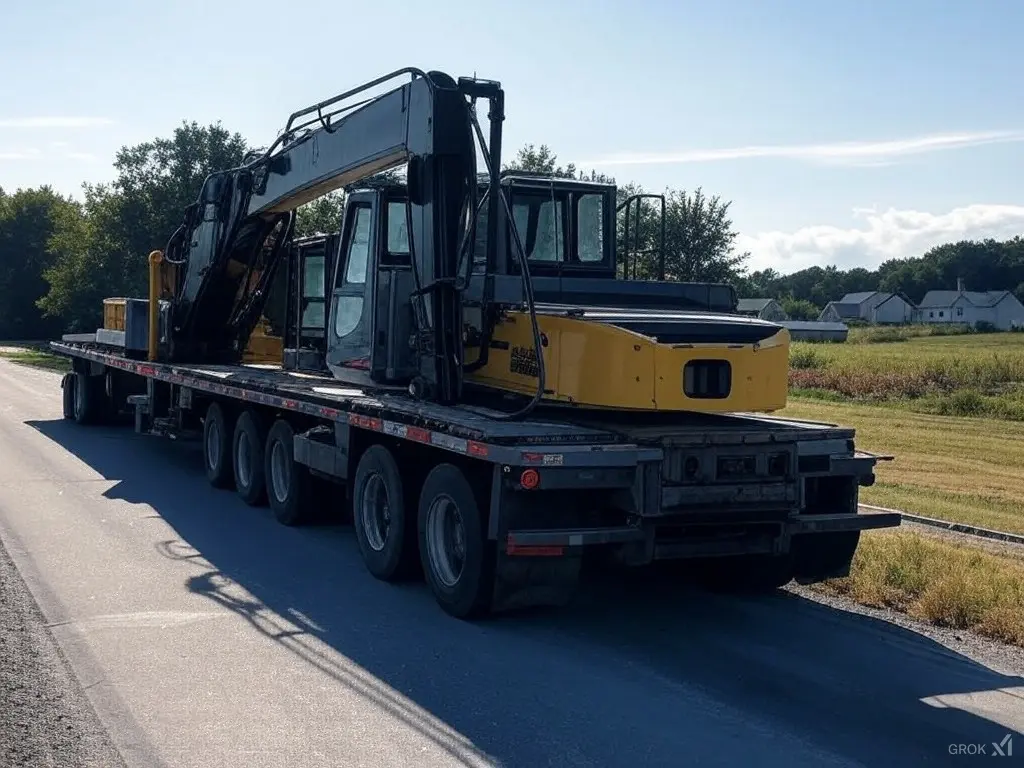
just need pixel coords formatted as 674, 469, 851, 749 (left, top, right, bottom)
522, 452, 544, 463
506, 544, 564, 557
282, 399, 299, 409
349, 413, 382, 430
407, 426, 430, 443
137, 365, 156, 377
467, 441, 489, 457
319, 407, 340, 419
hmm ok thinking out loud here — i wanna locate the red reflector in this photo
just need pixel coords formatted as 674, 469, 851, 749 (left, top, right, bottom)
467, 441, 488, 457
407, 426, 430, 443
507, 544, 564, 557
519, 468, 540, 490
349, 414, 382, 430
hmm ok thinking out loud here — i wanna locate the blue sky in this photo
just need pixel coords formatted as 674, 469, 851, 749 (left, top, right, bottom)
3, 0, 1023, 275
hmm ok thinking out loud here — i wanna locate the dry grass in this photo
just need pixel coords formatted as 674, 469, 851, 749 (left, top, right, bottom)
788, 332, 1024, 420
780, 398, 1024, 534
812, 529, 1024, 647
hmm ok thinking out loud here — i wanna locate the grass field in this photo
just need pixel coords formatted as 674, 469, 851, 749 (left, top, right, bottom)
781, 397, 1024, 534
789, 331, 1024, 420
783, 330, 1024, 533
0, 346, 70, 372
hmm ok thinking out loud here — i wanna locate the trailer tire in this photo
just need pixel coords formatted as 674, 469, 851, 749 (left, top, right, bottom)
61, 373, 76, 420
265, 419, 313, 527
232, 410, 267, 506
418, 463, 494, 619
203, 402, 233, 489
73, 371, 104, 425
352, 445, 416, 581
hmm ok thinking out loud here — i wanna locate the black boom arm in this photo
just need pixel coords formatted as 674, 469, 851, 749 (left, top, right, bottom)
164, 68, 497, 405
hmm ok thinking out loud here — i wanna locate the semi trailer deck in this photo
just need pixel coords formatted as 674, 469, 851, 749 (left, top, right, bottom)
50, 338, 900, 618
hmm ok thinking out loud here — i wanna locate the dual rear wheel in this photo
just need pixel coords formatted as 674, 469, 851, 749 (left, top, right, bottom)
352, 448, 493, 618
201, 401, 494, 618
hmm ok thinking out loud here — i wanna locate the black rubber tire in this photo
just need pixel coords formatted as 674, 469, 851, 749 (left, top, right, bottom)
73, 371, 104, 425
61, 373, 76, 420
203, 402, 233, 489
417, 463, 494, 619
352, 445, 416, 581
264, 419, 313, 527
232, 409, 267, 506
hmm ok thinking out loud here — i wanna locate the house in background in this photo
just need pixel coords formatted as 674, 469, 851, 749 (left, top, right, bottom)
817, 291, 915, 324
914, 279, 1024, 330
736, 298, 789, 321
870, 293, 916, 324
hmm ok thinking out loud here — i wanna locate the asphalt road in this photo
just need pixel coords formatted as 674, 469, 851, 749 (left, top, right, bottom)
0, 359, 1022, 768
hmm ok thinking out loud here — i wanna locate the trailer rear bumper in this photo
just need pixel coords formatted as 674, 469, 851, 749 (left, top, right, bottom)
504, 510, 902, 556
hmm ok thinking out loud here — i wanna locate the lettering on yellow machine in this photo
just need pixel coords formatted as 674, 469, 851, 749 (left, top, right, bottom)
465, 312, 790, 413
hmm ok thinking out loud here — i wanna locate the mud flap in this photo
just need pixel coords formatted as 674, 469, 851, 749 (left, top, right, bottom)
490, 548, 582, 613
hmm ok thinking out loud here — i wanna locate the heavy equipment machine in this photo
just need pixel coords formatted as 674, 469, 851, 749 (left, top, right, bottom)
98, 67, 787, 416
51, 68, 898, 619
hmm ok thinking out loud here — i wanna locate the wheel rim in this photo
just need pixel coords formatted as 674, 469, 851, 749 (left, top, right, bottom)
360, 473, 390, 552
270, 440, 290, 503
236, 434, 251, 488
425, 494, 466, 588
206, 419, 221, 470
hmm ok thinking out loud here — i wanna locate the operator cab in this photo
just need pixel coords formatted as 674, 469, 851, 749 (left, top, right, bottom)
277, 173, 739, 380
280, 183, 420, 382
475, 173, 617, 279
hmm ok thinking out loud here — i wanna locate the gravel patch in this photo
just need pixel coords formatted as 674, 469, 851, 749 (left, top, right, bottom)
0, 536, 126, 768
788, 583, 1024, 678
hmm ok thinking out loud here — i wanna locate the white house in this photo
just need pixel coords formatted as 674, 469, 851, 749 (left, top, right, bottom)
871, 293, 916, 324
818, 291, 914, 324
915, 282, 1024, 330
736, 298, 789, 321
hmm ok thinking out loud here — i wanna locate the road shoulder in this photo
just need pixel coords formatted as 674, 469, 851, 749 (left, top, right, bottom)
0, 531, 127, 768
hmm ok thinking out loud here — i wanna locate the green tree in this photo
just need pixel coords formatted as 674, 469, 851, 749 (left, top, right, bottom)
504, 143, 578, 178
40, 122, 250, 328
295, 191, 346, 237
780, 297, 820, 320
0, 186, 76, 338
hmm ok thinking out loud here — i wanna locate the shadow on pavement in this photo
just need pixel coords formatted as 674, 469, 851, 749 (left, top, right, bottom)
27, 417, 1024, 767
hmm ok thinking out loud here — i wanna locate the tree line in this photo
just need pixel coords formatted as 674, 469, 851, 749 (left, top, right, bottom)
737, 239, 1024, 320
1, 120, 1022, 338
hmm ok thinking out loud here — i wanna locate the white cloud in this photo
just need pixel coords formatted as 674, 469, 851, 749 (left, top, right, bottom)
583, 130, 1024, 168
739, 203, 1024, 273
0, 148, 42, 160
65, 151, 99, 162
0, 117, 114, 129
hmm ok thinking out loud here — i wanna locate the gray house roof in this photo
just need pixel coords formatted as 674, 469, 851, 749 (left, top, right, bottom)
737, 298, 774, 313
918, 290, 1012, 309
839, 291, 881, 305
875, 293, 915, 309
823, 301, 861, 318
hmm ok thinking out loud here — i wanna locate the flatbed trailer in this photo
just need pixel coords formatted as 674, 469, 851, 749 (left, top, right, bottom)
50, 339, 900, 618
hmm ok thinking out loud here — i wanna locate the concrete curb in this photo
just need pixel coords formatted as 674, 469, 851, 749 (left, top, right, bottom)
859, 503, 1024, 547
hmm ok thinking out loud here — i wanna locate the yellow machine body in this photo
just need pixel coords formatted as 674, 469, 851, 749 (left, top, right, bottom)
242, 318, 284, 364
465, 311, 789, 413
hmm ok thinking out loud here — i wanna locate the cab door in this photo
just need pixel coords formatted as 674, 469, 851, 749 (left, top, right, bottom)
326, 191, 377, 379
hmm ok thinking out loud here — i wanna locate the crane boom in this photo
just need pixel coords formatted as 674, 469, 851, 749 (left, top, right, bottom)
162, 68, 498, 404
